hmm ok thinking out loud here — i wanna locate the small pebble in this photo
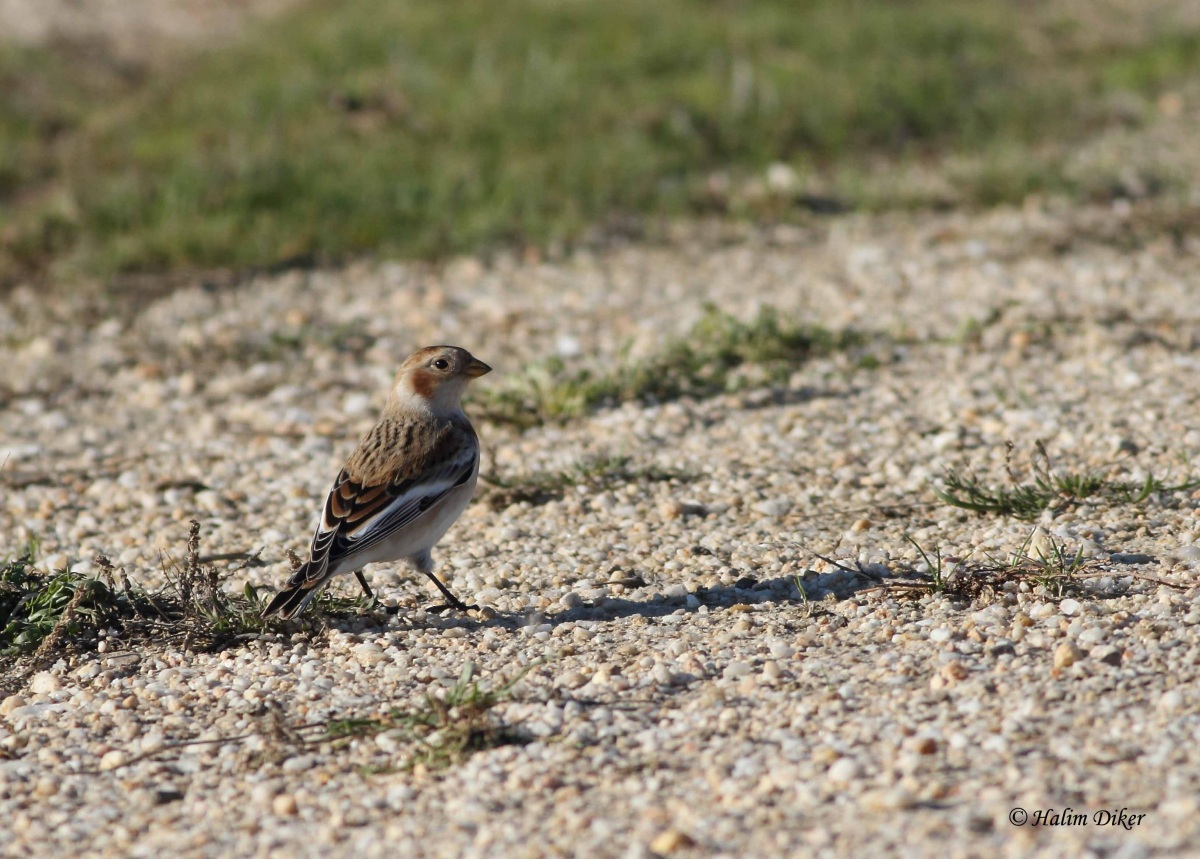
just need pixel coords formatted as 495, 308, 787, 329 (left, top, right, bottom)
354, 643, 386, 666
649, 830, 695, 854
1159, 690, 1185, 713
99, 750, 128, 771
752, 498, 792, 518
723, 661, 752, 679
827, 758, 864, 783
29, 673, 61, 695
860, 787, 917, 811
659, 501, 685, 521
1053, 642, 1084, 669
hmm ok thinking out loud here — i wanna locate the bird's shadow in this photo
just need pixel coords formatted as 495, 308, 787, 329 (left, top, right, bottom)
383, 573, 880, 634
732, 383, 853, 413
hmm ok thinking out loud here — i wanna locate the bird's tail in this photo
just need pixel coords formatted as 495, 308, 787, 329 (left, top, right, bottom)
261, 563, 328, 619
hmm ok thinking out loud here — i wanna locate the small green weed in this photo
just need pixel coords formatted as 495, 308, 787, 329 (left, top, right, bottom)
482, 454, 692, 509
884, 537, 1028, 600
905, 536, 950, 594
0, 521, 368, 672
936, 441, 1200, 520
1005, 530, 1088, 599
0, 553, 127, 656
165, 523, 373, 634
792, 575, 814, 618
884, 528, 1176, 602
482, 305, 866, 426
323, 662, 529, 772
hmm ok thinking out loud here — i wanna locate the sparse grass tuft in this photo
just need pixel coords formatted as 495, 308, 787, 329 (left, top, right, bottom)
161, 521, 239, 629
936, 441, 1200, 520
165, 521, 377, 633
0, 521, 367, 675
482, 454, 693, 509
905, 536, 951, 594
324, 662, 529, 772
792, 575, 814, 618
885, 528, 1177, 603
1008, 530, 1089, 599
0, 553, 128, 656
481, 305, 867, 426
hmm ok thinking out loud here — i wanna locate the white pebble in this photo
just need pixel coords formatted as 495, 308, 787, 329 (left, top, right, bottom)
723, 661, 752, 679
29, 672, 62, 695
1159, 690, 1185, 713
768, 640, 794, 659
99, 750, 128, 771
559, 592, 583, 610
752, 498, 792, 518
827, 757, 864, 783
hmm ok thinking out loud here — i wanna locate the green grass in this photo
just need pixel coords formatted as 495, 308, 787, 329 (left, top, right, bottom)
936, 442, 1200, 520
1015, 531, 1089, 599
890, 530, 1093, 601
2, 0, 1199, 284
0, 522, 366, 663
905, 536, 952, 594
482, 454, 693, 509
0, 552, 113, 656
481, 304, 867, 425
323, 662, 529, 772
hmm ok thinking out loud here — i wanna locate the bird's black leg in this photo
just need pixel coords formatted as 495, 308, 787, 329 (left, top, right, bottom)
409, 551, 476, 613
422, 571, 478, 613
354, 571, 400, 615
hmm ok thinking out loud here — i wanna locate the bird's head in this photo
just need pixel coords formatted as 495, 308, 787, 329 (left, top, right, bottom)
391, 345, 492, 414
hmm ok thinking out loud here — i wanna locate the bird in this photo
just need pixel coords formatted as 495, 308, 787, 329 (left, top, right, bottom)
262, 345, 492, 619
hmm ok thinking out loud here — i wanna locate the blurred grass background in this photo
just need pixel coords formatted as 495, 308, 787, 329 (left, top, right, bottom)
1, 0, 1198, 287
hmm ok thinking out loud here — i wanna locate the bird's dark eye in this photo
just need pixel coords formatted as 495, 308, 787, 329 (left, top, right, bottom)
432, 358, 449, 370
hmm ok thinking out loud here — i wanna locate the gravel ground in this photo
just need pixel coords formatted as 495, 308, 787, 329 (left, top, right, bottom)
3, 202, 1200, 857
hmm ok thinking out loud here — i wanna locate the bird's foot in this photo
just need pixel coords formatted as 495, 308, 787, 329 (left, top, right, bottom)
425, 601, 480, 615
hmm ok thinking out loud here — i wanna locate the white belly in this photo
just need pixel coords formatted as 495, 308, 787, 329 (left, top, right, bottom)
329, 468, 478, 574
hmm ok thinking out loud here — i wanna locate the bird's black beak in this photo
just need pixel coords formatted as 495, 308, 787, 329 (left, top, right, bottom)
464, 357, 492, 378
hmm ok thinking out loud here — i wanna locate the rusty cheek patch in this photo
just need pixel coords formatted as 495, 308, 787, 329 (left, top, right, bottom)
409, 368, 437, 400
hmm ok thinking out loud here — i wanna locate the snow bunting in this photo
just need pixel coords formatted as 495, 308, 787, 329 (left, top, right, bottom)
262, 346, 492, 619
